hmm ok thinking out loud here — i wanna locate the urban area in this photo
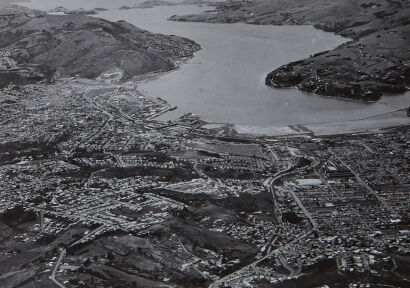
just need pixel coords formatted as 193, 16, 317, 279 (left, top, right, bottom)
0, 78, 409, 288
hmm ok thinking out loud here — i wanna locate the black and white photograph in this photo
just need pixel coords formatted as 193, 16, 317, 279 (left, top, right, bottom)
0, 0, 409, 287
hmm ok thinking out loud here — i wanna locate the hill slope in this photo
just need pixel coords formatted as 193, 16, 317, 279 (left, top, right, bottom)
0, 5, 200, 87
171, 0, 410, 101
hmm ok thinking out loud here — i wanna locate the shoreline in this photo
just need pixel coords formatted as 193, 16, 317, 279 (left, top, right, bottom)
58, 70, 409, 139
11, 1, 409, 138
136, 66, 409, 138
170, 0, 410, 102
132, 57, 409, 138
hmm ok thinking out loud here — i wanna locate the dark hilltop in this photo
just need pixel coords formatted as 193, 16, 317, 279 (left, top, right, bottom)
170, 0, 410, 102
0, 4, 200, 88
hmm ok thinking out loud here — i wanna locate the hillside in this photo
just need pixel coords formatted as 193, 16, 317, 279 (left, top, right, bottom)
171, 0, 410, 101
0, 5, 200, 87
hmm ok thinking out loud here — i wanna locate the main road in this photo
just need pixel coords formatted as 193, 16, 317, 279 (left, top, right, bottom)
208, 231, 310, 288
49, 248, 66, 288
209, 153, 319, 287
329, 148, 401, 219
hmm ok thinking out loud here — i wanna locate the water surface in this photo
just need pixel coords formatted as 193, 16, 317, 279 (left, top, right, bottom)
22, 0, 410, 126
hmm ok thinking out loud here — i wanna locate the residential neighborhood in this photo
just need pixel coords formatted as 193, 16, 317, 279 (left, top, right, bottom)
0, 79, 408, 287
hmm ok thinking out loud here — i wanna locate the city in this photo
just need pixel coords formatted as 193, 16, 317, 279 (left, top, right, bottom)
0, 78, 408, 287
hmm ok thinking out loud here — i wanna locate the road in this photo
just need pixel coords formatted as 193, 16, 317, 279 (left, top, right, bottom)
279, 254, 296, 275
314, 168, 373, 232
193, 160, 209, 179
357, 140, 375, 154
268, 185, 283, 226
174, 236, 208, 279
266, 144, 279, 161
329, 148, 401, 219
265, 155, 319, 229
209, 154, 318, 287
69, 225, 107, 248
105, 151, 125, 167
49, 248, 66, 288
289, 190, 319, 230
208, 231, 309, 288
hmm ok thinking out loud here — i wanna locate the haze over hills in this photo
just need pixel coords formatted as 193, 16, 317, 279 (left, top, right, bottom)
0, 4, 200, 87
171, 0, 410, 101
121, 0, 212, 10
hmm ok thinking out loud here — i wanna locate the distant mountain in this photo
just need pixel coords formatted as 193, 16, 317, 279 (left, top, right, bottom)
171, 0, 410, 101
48, 6, 101, 15
0, 5, 200, 87
135, 0, 174, 9
122, 0, 211, 10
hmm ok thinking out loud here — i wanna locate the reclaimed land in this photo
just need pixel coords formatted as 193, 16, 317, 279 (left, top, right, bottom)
0, 4, 200, 88
170, 0, 410, 102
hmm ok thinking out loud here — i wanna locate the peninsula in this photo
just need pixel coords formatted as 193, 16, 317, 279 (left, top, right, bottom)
0, 5, 200, 88
170, 0, 410, 101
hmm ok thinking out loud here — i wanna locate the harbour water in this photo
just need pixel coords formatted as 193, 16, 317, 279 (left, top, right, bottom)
22, 0, 410, 127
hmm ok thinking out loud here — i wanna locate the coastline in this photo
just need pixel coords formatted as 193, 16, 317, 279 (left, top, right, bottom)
56, 68, 410, 138
229, 109, 409, 137
7, 1, 409, 138
138, 65, 409, 138
128, 55, 200, 85
170, 0, 410, 102
135, 48, 410, 137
